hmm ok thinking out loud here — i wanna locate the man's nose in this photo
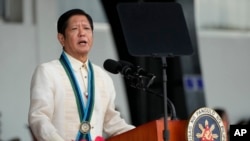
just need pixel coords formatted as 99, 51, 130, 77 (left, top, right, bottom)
79, 28, 86, 36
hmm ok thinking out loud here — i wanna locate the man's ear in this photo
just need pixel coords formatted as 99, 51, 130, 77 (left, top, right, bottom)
57, 33, 65, 46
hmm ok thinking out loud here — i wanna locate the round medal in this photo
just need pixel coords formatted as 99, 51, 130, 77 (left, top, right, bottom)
80, 121, 91, 134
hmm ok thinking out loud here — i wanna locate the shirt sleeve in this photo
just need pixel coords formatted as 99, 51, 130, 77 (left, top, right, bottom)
28, 64, 64, 141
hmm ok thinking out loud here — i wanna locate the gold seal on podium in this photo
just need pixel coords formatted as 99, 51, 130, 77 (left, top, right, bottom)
187, 107, 227, 141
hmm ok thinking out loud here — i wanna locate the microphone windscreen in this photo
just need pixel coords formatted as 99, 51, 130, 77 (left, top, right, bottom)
103, 59, 121, 74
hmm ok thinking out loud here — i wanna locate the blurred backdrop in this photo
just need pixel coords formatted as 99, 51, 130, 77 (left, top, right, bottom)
1, 0, 250, 140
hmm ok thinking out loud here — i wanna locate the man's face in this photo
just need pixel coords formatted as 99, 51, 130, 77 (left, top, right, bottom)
58, 15, 93, 62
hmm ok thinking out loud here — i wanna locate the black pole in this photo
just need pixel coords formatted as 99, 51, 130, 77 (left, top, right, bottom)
162, 57, 169, 141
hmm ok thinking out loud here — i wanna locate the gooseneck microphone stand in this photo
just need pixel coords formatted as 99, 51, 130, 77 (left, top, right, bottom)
132, 57, 171, 141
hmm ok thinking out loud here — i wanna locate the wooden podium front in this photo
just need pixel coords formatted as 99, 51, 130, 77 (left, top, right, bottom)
106, 119, 187, 141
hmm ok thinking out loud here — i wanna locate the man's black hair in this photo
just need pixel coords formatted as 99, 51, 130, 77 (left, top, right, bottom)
57, 9, 94, 36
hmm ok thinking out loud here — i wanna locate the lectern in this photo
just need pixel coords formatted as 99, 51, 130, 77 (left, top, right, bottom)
106, 119, 187, 141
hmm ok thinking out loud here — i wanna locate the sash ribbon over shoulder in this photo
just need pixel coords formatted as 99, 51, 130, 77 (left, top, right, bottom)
60, 52, 95, 141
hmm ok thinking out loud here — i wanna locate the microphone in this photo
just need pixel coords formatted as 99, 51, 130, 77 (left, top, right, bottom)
103, 59, 156, 90
103, 59, 120, 74
103, 59, 176, 119
103, 59, 134, 75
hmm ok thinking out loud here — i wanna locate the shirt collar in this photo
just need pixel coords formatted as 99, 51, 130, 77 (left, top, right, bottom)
64, 52, 89, 71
